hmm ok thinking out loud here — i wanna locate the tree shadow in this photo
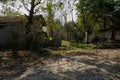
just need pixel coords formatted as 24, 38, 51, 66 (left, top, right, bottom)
64, 52, 120, 79
13, 51, 119, 80
4, 50, 120, 80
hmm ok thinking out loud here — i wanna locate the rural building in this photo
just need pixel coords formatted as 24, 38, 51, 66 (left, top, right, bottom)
0, 15, 46, 49
98, 28, 120, 40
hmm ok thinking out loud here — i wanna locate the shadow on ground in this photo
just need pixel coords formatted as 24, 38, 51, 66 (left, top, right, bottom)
8, 49, 120, 80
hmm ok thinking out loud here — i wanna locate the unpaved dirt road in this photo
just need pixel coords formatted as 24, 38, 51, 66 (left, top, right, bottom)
6, 49, 120, 80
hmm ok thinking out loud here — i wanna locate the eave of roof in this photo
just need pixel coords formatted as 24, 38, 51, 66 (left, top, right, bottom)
0, 16, 25, 23
0, 15, 46, 26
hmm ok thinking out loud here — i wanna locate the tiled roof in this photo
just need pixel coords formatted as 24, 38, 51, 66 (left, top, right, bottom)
0, 15, 46, 26
0, 16, 24, 23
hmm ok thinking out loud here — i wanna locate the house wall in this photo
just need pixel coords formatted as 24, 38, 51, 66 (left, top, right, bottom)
0, 24, 26, 49
0, 26, 13, 44
103, 31, 111, 39
89, 30, 120, 43
101, 31, 120, 40
116, 31, 120, 40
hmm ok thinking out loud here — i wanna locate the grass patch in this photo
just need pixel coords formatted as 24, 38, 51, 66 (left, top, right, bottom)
70, 42, 95, 50
62, 40, 70, 47
61, 40, 95, 50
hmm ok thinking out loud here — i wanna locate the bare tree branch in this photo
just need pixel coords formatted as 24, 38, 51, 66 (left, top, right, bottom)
19, 0, 30, 12
34, 1, 41, 7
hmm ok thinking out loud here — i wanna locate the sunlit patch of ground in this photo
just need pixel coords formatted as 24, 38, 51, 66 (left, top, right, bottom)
3, 49, 120, 80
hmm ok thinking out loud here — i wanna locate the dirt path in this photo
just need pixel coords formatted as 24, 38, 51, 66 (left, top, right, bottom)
6, 49, 120, 80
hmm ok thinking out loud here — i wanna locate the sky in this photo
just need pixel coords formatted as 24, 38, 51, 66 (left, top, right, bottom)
0, 0, 78, 23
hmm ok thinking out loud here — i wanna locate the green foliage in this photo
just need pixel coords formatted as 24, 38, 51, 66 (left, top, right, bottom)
30, 18, 47, 49
64, 21, 76, 41
91, 36, 101, 44
96, 42, 120, 49
44, 2, 56, 37
70, 42, 95, 50
76, 0, 120, 41
41, 0, 64, 38
95, 39, 120, 49
62, 21, 84, 42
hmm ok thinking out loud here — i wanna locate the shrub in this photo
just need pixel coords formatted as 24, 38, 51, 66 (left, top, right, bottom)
70, 42, 95, 49
91, 36, 101, 44
95, 40, 120, 49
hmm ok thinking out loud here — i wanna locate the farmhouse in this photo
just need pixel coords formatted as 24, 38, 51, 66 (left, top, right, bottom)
0, 15, 46, 49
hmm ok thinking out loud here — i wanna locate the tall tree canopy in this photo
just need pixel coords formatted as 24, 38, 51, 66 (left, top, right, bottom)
76, 0, 120, 41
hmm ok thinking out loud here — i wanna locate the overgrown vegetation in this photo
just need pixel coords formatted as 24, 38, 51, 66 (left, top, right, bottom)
70, 42, 95, 50
0, 0, 120, 79
96, 40, 120, 49
0, 0, 120, 50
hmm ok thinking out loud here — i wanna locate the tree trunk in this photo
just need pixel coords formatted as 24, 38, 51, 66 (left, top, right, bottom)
85, 31, 88, 44
111, 25, 116, 40
25, 1, 35, 50
83, 12, 88, 44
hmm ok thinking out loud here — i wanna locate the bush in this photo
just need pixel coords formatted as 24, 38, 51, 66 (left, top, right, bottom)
70, 42, 95, 49
95, 40, 120, 49
91, 36, 101, 44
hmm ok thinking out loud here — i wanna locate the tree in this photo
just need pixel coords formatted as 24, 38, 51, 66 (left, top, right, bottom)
0, 0, 17, 16
111, 0, 120, 40
90, 0, 120, 40
45, 2, 55, 38
53, 19, 63, 38
63, 21, 81, 42
2, 0, 46, 49
76, 0, 119, 42
41, 0, 63, 38
19, 0, 44, 49
76, 0, 93, 43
